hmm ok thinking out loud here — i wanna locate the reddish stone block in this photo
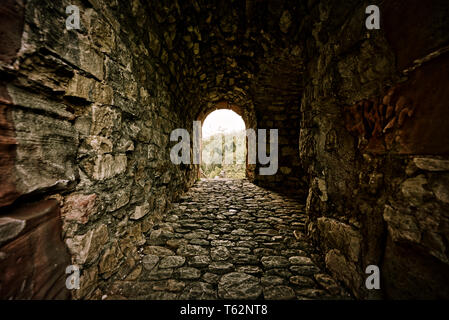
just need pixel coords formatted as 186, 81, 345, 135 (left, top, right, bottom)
0, 0, 25, 64
0, 200, 71, 299
62, 193, 97, 224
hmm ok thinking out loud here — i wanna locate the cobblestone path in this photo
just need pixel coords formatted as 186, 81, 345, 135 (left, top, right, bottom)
106, 179, 350, 300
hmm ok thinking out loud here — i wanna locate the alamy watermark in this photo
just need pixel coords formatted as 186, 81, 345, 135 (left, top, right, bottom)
65, 265, 80, 290
365, 265, 380, 290
170, 121, 278, 175
366, 5, 380, 30
66, 5, 80, 30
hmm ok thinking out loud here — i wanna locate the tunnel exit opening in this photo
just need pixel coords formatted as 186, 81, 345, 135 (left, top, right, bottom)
200, 109, 246, 179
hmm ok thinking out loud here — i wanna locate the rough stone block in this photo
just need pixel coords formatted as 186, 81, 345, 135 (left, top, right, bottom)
65, 223, 109, 265
0, 200, 71, 299
317, 217, 361, 263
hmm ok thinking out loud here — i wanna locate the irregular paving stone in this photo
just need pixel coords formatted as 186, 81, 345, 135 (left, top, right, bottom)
236, 265, 263, 275
314, 273, 343, 295
202, 272, 220, 284
145, 268, 173, 280
290, 265, 321, 276
159, 256, 186, 269
290, 275, 316, 287
254, 248, 276, 256
233, 254, 259, 265
288, 256, 314, 265
295, 288, 328, 299
152, 279, 185, 292
143, 246, 175, 256
211, 240, 235, 247
145, 291, 179, 300
166, 239, 188, 250
184, 231, 208, 239
188, 255, 211, 268
261, 256, 289, 269
105, 180, 346, 300
261, 275, 285, 287
148, 229, 175, 245
211, 246, 230, 261
179, 282, 217, 300
208, 261, 235, 274
263, 285, 296, 300
218, 272, 262, 300
177, 244, 208, 256
189, 239, 210, 246
142, 255, 159, 271
264, 268, 293, 278
176, 267, 201, 280
230, 246, 251, 254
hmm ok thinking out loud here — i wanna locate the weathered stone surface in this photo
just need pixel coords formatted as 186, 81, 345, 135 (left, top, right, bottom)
208, 261, 234, 274
176, 267, 201, 280
413, 158, 449, 172
317, 218, 361, 263
145, 268, 173, 281
261, 256, 289, 269
383, 205, 420, 243
210, 246, 230, 261
99, 243, 123, 277
325, 249, 363, 299
289, 275, 316, 287
0, 0, 25, 64
0, 217, 25, 247
263, 285, 296, 300
159, 256, 186, 269
261, 275, 285, 287
177, 244, 208, 256
66, 224, 109, 265
218, 272, 262, 300
188, 255, 211, 268
179, 282, 217, 300
400, 175, 433, 207
148, 228, 175, 245
130, 202, 150, 220
92, 154, 127, 180
236, 265, 263, 275
0, 200, 71, 299
314, 274, 342, 295
202, 272, 220, 284
142, 255, 159, 271
143, 246, 175, 256
289, 256, 314, 266
62, 194, 97, 224
12, 108, 78, 197
153, 279, 185, 292
289, 265, 320, 276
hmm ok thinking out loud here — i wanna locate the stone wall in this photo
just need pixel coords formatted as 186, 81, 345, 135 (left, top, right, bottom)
300, 0, 449, 299
0, 0, 196, 299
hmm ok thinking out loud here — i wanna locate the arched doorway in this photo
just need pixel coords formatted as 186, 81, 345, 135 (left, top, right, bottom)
201, 109, 246, 179
196, 101, 256, 180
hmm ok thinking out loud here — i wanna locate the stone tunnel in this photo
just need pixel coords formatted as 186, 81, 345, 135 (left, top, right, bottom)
1, 0, 449, 300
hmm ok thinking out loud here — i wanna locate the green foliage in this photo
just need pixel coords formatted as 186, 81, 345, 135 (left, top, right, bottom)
201, 130, 246, 179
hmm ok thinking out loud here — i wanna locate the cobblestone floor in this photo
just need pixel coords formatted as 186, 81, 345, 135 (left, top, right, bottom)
106, 179, 351, 300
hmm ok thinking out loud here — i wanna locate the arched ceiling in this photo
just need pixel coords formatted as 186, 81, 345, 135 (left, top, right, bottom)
123, 0, 308, 122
